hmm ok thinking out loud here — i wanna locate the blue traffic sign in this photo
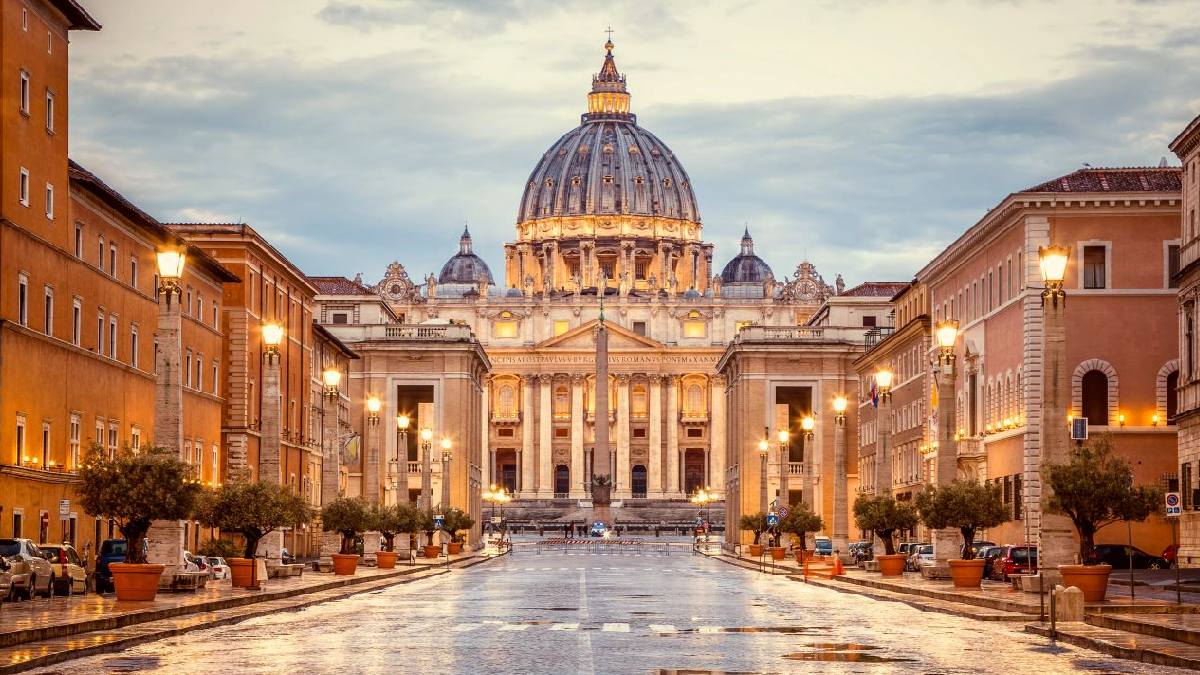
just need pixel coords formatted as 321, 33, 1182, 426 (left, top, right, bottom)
1166, 492, 1182, 517
766, 513, 780, 528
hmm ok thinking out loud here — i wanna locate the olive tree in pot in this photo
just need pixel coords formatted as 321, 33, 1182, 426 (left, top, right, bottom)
738, 512, 768, 557
1044, 436, 1161, 601
853, 494, 919, 576
370, 503, 418, 569
198, 481, 313, 588
320, 497, 370, 575
77, 445, 203, 601
779, 504, 824, 564
417, 510, 441, 558
915, 481, 1009, 588
441, 508, 476, 555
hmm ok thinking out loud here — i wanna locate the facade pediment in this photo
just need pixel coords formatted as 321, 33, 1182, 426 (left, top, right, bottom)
536, 319, 664, 351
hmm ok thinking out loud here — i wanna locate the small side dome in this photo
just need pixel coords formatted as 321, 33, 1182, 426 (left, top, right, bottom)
437, 227, 494, 285
506, 287, 523, 297
719, 227, 773, 284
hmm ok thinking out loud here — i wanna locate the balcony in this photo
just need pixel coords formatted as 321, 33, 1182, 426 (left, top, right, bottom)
491, 411, 522, 425
407, 461, 420, 474
326, 323, 476, 343
586, 410, 616, 423
680, 411, 709, 424
864, 326, 895, 348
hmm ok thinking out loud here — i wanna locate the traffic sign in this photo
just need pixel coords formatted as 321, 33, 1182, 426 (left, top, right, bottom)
58, 499, 70, 517
490, 516, 502, 525
1166, 492, 1182, 517
766, 513, 780, 528
778, 505, 790, 519
433, 514, 445, 528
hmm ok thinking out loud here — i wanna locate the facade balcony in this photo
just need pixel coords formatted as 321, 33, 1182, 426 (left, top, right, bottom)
680, 411, 709, 424
407, 461, 420, 474
956, 439, 985, 459
491, 411, 522, 425
586, 410, 616, 423
328, 322, 476, 342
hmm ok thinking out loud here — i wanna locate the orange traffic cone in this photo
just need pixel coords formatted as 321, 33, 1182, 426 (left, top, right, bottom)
833, 557, 845, 576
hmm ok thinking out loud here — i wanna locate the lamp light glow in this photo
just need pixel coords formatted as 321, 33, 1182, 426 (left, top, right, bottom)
262, 322, 284, 348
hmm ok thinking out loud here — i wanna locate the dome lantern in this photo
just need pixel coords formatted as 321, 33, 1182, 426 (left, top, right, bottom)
585, 37, 633, 123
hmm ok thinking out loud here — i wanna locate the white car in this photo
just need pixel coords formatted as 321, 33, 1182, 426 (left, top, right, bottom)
206, 557, 231, 580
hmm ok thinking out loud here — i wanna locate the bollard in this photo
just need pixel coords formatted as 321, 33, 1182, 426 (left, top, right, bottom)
1054, 585, 1084, 622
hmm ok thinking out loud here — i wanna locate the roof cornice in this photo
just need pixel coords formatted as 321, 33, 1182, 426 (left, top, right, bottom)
1170, 113, 1200, 159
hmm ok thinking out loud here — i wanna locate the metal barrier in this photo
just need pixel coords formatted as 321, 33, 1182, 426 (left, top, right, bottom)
523, 539, 679, 556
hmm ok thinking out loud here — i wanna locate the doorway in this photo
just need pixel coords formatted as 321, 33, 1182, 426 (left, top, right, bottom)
554, 464, 570, 497
631, 465, 647, 498
683, 450, 705, 494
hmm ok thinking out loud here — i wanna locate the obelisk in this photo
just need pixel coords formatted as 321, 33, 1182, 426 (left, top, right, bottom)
593, 276, 612, 510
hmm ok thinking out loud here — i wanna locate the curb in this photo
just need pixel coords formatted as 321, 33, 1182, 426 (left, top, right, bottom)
1024, 622, 1200, 671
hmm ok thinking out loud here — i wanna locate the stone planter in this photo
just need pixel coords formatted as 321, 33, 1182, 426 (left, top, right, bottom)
331, 553, 359, 576
592, 484, 612, 505
1059, 564, 1112, 602
447, 542, 463, 555
376, 551, 398, 569
423, 545, 442, 559
228, 558, 257, 589
769, 546, 786, 561
876, 553, 907, 577
948, 559, 986, 589
109, 563, 165, 601
748, 544, 765, 557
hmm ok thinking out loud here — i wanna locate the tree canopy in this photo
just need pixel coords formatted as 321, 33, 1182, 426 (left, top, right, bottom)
197, 481, 312, 559
369, 503, 422, 551
738, 512, 767, 545
321, 497, 371, 554
853, 495, 919, 556
778, 504, 824, 551
915, 481, 1009, 560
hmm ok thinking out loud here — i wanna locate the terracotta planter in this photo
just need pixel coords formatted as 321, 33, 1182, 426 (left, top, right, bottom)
1059, 564, 1112, 602
769, 546, 786, 561
948, 559, 986, 589
376, 551, 398, 569
109, 563, 165, 601
447, 542, 462, 555
228, 558, 257, 588
877, 553, 907, 576
794, 548, 809, 564
331, 553, 359, 576
748, 544, 764, 557
423, 545, 442, 559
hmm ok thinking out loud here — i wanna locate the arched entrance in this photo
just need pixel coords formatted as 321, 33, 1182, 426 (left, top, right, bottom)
683, 450, 706, 494
497, 449, 518, 494
631, 465, 647, 498
554, 464, 570, 497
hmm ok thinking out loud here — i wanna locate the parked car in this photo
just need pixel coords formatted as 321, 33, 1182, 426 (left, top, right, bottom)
38, 543, 87, 595
897, 542, 919, 558
906, 544, 934, 571
1092, 544, 1169, 570
589, 521, 608, 538
1164, 544, 1179, 568
978, 545, 1006, 580
183, 551, 208, 575
0, 539, 54, 599
969, 540, 997, 557
206, 557, 231, 581
989, 545, 1037, 581
813, 537, 833, 557
0, 560, 14, 600
94, 539, 127, 594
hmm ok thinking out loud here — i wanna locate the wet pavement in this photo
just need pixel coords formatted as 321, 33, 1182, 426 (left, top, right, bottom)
31, 542, 1193, 674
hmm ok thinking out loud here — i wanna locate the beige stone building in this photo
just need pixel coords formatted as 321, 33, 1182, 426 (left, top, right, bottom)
1172, 113, 1200, 565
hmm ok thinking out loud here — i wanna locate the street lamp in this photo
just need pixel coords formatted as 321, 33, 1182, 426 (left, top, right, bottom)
366, 396, 381, 426
440, 437, 453, 509
800, 416, 815, 440
262, 321, 284, 358
1039, 243, 1073, 572
156, 246, 187, 302
758, 432, 770, 513
875, 367, 894, 500
932, 318, 961, 569
875, 368, 894, 402
690, 487, 713, 546
322, 367, 341, 401
393, 414, 410, 501
419, 427, 434, 510
1039, 244, 1070, 307
934, 320, 959, 367
832, 394, 849, 552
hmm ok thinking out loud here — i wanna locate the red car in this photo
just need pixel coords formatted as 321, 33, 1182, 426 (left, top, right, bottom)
988, 545, 1037, 581
1164, 544, 1179, 568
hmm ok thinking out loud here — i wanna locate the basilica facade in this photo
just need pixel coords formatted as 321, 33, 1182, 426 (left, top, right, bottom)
314, 40, 865, 508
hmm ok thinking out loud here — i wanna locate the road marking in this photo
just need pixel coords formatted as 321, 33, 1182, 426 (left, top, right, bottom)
500, 623, 531, 631
550, 623, 580, 631
698, 626, 722, 633
648, 624, 677, 633
452, 623, 481, 632
602, 623, 630, 632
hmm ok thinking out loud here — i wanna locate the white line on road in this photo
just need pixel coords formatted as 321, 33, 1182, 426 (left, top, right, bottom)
602, 623, 631, 632
550, 623, 580, 631
648, 624, 677, 633
698, 626, 722, 633
499, 623, 531, 631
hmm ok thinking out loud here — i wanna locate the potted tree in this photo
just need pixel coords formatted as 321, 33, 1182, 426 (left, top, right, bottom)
779, 504, 824, 564
198, 481, 312, 588
370, 503, 415, 569
441, 508, 476, 555
320, 497, 369, 575
854, 495, 919, 576
739, 512, 767, 557
915, 481, 1009, 588
1044, 436, 1161, 601
77, 445, 202, 601
418, 510, 441, 558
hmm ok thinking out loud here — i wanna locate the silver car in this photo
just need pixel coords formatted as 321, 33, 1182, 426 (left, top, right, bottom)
0, 539, 54, 600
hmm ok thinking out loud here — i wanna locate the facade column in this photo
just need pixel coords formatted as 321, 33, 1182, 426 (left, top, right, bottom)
616, 375, 631, 498
648, 376, 663, 497
666, 376, 680, 496
481, 379, 490, 489
364, 406, 381, 505
932, 354, 961, 572
709, 376, 726, 495
147, 281, 184, 574
1039, 282, 1075, 570
520, 375, 535, 497
538, 374, 553, 497
874, 384, 894, 553
832, 405, 849, 555
570, 374, 585, 498
319, 392, 342, 564
256, 347, 284, 564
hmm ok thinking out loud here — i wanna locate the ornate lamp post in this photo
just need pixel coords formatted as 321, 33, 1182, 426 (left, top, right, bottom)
319, 366, 342, 565
148, 246, 186, 573
258, 321, 285, 562
874, 368, 894, 497
419, 427, 433, 510
932, 319, 960, 572
392, 414, 410, 503
832, 395, 849, 554
690, 487, 713, 545
362, 396, 382, 507
778, 428, 791, 507
440, 437, 453, 510
758, 433, 770, 513
1039, 244, 1073, 572
800, 415, 815, 509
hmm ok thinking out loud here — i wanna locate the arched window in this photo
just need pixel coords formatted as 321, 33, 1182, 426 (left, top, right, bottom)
685, 384, 704, 415
498, 385, 515, 417
1081, 370, 1109, 426
553, 385, 569, 418
1167, 370, 1180, 423
632, 385, 648, 417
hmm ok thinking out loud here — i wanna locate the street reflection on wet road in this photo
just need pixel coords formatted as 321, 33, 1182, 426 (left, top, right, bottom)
33, 547, 1190, 674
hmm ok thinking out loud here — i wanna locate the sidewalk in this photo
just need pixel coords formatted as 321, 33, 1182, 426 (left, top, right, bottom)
0, 552, 496, 673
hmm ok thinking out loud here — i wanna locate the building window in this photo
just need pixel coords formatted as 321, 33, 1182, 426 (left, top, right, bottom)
130, 257, 138, 290
185, 350, 193, 387
195, 353, 203, 391
19, 168, 29, 206
12, 511, 21, 539
43, 286, 52, 336
41, 422, 50, 468
16, 415, 27, 465
74, 224, 83, 258
1185, 462, 1194, 510
1169, 244, 1181, 289
96, 312, 104, 354
497, 385, 516, 418
212, 304, 219, 330
632, 321, 646, 336
45, 90, 54, 132
18, 274, 28, 326
1081, 370, 1109, 425
197, 297, 204, 324
1083, 245, 1106, 289
98, 237, 104, 272
130, 326, 139, 368
685, 384, 704, 415
553, 385, 569, 418
45, 183, 53, 219
131, 426, 141, 452
19, 70, 30, 114
109, 245, 117, 277
212, 361, 219, 395
69, 414, 80, 470
211, 444, 219, 483
71, 299, 81, 346
1168, 370, 1180, 423
107, 423, 118, 456
21, 7, 27, 30
108, 316, 117, 359
494, 320, 517, 338
862, 315, 877, 327
632, 385, 647, 417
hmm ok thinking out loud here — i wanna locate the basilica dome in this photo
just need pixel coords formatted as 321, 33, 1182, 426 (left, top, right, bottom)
720, 228, 773, 284
516, 40, 701, 230
438, 227, 494, 285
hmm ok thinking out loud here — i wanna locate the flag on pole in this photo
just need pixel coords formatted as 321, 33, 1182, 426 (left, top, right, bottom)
870, 378, 879, 408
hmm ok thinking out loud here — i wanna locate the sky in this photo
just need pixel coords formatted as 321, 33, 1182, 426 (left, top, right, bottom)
68, 0, 1200, 288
